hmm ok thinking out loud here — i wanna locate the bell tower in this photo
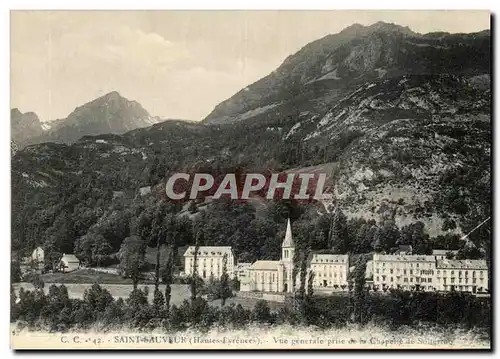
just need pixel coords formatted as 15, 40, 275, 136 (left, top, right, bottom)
281, 218, 295, 292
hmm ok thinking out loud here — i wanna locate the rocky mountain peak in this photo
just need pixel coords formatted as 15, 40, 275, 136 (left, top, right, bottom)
16, 92, 158, 146
367, 21, 417, 36
11, 108, 44, 147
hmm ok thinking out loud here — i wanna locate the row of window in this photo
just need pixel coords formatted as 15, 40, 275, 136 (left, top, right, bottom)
377, 268, 435, 275
316, 272, 344, 279
377, 262, 434, 268
437, 270, 484, 277
313, 258, 346, 263
376, 276, 432, 283
252, 273, 277, 282
375, 264, 486, 278
442, 277, 484, 284
311, 265, 347, 271
189, 258, 233, 265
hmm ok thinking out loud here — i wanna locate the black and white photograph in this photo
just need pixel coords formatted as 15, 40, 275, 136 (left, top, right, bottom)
9, 10, 491, 350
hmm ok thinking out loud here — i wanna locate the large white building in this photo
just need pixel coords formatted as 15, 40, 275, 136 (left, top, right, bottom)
372, 254, 437, 291
435, 259, 488, 293
371, 253, 489, 293
183, 246, 235, 280
309, 253, 349, 290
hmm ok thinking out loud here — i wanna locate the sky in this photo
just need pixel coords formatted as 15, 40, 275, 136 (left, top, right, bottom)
10, 10, 490, 122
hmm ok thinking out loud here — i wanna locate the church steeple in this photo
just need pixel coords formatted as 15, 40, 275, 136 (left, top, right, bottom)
282, 218, 294, 248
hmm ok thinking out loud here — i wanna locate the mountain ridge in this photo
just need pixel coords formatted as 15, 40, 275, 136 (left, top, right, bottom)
203, 22, 489, 125
15, 91, 162, 147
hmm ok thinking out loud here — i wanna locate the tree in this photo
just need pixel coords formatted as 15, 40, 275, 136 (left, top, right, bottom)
400, 221, 430, 254
190, 227, 203, 302
163, 244, 176, 313
92, 234, 112, 267
253, 300, 271, 323
11, 261, 22, 283
374, 221, 401, 253
329, 209, 349, 253
188, 201, 197, 214
352, 264, 368, 324
219, 253, 232, 306
83, 283, 113, 315
153, 288, 165, 314
144, 202, 168, 291
74, 232, 112, 267
43, 237, 63, 271
118, 236, 146, 289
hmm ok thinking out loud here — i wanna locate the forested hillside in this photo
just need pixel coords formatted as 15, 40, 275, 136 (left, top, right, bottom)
11, 22, 491, 274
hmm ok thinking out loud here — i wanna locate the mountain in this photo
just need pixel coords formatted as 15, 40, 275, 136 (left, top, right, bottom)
199, 21, 490, 235
24, 91, 161, 145
11, 22, 491, 258
11, 108, 45, 147
203, 22, 489, 125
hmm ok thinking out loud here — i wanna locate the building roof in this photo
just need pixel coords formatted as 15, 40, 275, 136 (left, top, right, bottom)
374, 254, 436, 262
61, 254, 80, 263
248, 260, 281, 271
282, 218, 294, 247
310, 253, 348, 264
183, 246, 233, 257
436, 259, 488, 270
236, 262, 252, 269
432, 249, 459, 255
395, 244, 413, 254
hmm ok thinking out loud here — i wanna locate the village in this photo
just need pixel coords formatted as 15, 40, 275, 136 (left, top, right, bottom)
16, 218, 489, 306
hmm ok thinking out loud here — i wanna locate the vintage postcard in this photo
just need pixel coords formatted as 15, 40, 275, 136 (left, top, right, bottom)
10, 10, 491, 350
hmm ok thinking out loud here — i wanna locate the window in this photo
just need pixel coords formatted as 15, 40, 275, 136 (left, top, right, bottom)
391, 277, 394, 282
410, 278, 413, 282
390, 269, 394, 274
404, 278, 408, 283
428, 278, 432, 283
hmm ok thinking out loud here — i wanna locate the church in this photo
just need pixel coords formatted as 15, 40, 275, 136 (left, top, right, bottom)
182, 218, 350, 294
240, 218, 297, 293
